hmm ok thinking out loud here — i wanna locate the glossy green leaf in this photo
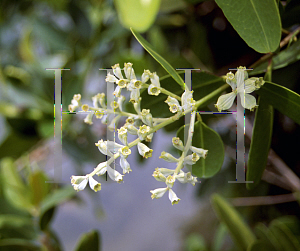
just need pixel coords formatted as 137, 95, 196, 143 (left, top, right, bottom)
247, 67, 274, 189
177, 121, 224, 178
131, 29, 185, 88
75, 230, 101, 251
215, 0, 281, 53
115, 0, 161, 32
251, 39, 300, 75
0, 158, 33, 212
256, 81, 300, 125
211, 194, 256, 251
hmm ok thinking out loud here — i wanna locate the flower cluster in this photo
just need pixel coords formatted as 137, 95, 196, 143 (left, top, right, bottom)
215, 66, 264, 111
68, 62, 205, 205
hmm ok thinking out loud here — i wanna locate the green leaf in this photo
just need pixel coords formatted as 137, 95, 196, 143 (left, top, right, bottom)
215, 0, 281, 53
269, 220, 300, 251
247, 240, 275, 251
256, 81, 300, 125
39, 186, 76, 230
131, 29, 185, 88
254, 223, 280, 251
74, 230, 101, 251
251, 39, 300, 75
0, 158, 33, 212
0, 239, 40, 251
211, 194, 256, 250
177, 121, 224, 178
0, 215, 36, 240
115, 0, 161, 32
29, 171, 50, 206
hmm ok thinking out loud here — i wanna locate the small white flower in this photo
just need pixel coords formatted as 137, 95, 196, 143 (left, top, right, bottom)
141, 109, 153, 127
138, 125, 151, 140
168, 188, 181, 205
112, 63, 124, 79
117, 95, 126, 112
117, 127, 128, 145
183, 153, 200, 165
165, 96, 182, 113
125, 124, 138, 135
165, 175, 175, 188
113, 85, 122, 97
95, 139, 113, 157
175, 171, 198, 186
106, 140, 124, 153
124, 62, 136, 80
129, 88, 140, 103
95, 161, 123, 183
150, 187, 168, 199
152, 170, 167, 182
190, 146, 208, 159
181, 86, 196, 111
120, 157, 132, 174
215, 67, 264, 111
156, 167, 175, 177
148, 84, 161, 96
88, 176, 101, 192
137, 142, 153, 158
71, 175, 88, 191
84, 113, 93, 125
105, 72, 118, 83
159, 151, 179, 162
142, 70, 151, 83
172, 137, 184, 151
119, 146, 131, 158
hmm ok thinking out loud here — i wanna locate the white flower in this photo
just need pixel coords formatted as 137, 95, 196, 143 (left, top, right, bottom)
150, 187, 168, 199
142, 70, 151, 83
95, 161, 123, 183
159, 151, 179, 162
125, 124, 138, 135
168, 188, 181, 205
181, 86, 196, 111
137, 142, 153, 158
215, 67, 264, 111
112, 63, 124, 79
190, 146, 208, 159
152, 170, 167, 182
155, 167, 175, 177
129, 88, 140, 103
71, 175, 88, 191
183, 153, 200, 165
165, 175, 175, 188
84, 113, 94, 125
148, 72, 161, 96
95, 139, 113, 157
172, 137, 184, 151
117, 127, 128, 145
141, 109, 153, 127
175, 171, 197, 186
117, 95, 125, 112
165, 96, 181, 113
120, 157, 132, 174
88, 176, 101, 192
124, 62, 136, 80
138, 125, 151, 140
119, 146, 131, 158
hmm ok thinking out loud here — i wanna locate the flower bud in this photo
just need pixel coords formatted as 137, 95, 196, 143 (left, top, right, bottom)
152, 170, 166, 182
159, 151, 179, 162
124, 62, 136, 79
137, 142, 153, 158
172, 137, 184, 151
150, 187, 168, 199
117, 127, 128, 145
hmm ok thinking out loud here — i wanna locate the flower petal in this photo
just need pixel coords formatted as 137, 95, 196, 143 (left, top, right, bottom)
168, 189, 181, 205
239, 93, 258, 111
150, 187, 168, 199
215, 92, 237, 111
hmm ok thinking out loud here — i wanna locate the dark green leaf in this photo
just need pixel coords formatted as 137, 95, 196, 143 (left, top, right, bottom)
256, 81, 300, 125
247, 99, 273, 189
177, 121, 224, 178
247, 240, 275, 251
211, 194, 256, 251
29, 171, 50, 206
74, 230, 101, 251
251, 39, 300, 75
215, 0, 281, 53
254, 223, 280, 251
131, 29, 185, 88
0, 239, 40, 251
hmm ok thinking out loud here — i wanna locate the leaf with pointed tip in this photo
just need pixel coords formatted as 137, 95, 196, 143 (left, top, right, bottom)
131, 28, 185, 88
75, 230, 101, 251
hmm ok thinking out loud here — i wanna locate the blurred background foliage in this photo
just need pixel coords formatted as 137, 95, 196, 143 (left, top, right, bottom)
0, 0, 300, 250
